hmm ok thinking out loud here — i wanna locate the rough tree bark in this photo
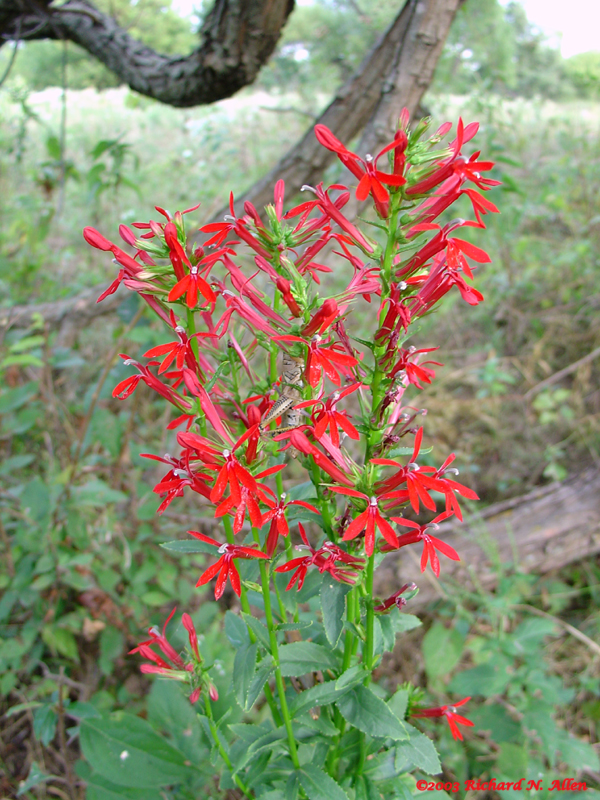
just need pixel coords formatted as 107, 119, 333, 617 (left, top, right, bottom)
0, 0, 294, 107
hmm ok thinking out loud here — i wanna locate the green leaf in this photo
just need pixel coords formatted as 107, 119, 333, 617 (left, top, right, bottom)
354, 775, 383, 800
298, 764, 350, 800
495, 742, 528, 780
21, 477, 51, 523
321, 578, 350, 647
99, 627, 124, 677
233, 642, 258, 709
73, 480, 127, 507
16, 761, 52, 796
286, 481, 318, 501
146, 681, 209, 766
32, 705, 58, 746
289, 680, 352, 717
160, 539, 215, 554
336, 686, 408, 741
67, 702, 102, 721
394, 724, 441, 775
75, 761, 163, 800
279, 642, 339, 676
0, 382, 38, 413
225, 610, 250, 648
79, 713, 196, 788
277, 621, 313, 632
245, 655, 275, 711
448, 656, 512, 697
0, 454, 35, 475
242, 612, 271, 650
335, 665, 367, 691
41, 626, 79, 662
422, 623, 465, 681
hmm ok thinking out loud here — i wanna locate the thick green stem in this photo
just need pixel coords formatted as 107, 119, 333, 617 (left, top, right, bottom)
204, 694, 253, 798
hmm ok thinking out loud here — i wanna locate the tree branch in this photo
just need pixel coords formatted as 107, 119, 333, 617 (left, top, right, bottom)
233, 0, 461, 214
0, 0, 295, 107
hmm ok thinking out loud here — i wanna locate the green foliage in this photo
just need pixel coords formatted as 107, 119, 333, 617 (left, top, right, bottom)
565, 52, 600, 99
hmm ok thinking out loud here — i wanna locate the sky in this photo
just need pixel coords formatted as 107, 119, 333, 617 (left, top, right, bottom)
172, 0, 600, 59
513, 0, 600, 57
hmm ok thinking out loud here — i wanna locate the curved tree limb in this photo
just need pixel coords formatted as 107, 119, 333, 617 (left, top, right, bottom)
0, 0, 295, 107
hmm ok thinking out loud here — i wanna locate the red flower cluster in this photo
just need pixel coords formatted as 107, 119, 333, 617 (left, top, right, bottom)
85, 109, 497, 650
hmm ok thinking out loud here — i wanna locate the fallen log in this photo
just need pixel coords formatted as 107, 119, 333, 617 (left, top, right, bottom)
374, 467, 600, 608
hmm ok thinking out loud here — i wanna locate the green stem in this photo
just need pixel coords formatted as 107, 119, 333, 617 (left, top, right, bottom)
257, 556, 300, 769
363, 553, 375, 681
311, 458, 334, 537
204, 694, 253, 799
186, 307, 200, 363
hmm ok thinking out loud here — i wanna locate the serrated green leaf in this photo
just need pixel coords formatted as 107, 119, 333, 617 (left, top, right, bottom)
336, 686, 408, 741
394, 724, 441, 775
277, 621, 313, 632
289, 680, 352, 717
233, 642, 258, 709
242, 612, 271, 650
245, 656, 275, 711
321, 578, 350, 647
279, 642, 339, 676
298, 764, 350, 800
225, 610, 250, 648
32, 705, 58, 746
335, 665, 367, 691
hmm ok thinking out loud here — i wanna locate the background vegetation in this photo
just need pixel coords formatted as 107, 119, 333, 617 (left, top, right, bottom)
0, 0, 599, 797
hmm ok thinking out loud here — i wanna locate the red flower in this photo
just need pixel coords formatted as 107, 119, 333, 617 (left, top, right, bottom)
261, 494, 320, 557
373, 427, 447, 514
420, 453, 479, 521
302, 383, 361, 448
276, 276, 302, 317
275, 523, 365, 590
328, 487, 399, 557
168, 262, 217, 309
275, 428, 354, 486
386, 346, 442, 389
188, 531, 268, 599
385, 511, 459, 577
411, 697, 474, 741
129, 609, 210, 705
374, 582, 417, 613
112, 355, 191, 410
314, 125, 407, 217
143, 322, 216, 375
302, 299, 340, 337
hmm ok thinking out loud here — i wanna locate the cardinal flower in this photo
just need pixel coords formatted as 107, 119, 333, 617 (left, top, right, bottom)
261, 494, 320, 557
373, 427, 447, 514
328, 487, 399, 556
411, 697, 474, 741
275, 523, 365, 590
420, 453, 479, 521
189, 531, 268, 599
302, 383, 361, 448
384, 511, 459, 577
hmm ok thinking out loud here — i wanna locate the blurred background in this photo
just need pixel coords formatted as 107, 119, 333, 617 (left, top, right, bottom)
1, 0, 599, 797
